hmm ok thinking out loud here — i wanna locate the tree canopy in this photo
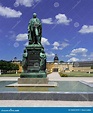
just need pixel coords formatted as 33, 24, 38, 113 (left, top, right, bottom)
91, 65, 93, 69
60, 60, 64, 63
0, 60, 19, 71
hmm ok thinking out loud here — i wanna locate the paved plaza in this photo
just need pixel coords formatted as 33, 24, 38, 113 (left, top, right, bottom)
0, 72, 93, 107
0, 100, 93, 107
0, 72, 93, 82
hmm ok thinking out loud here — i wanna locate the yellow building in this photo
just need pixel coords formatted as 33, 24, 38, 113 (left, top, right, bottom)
13, 55, 93, 73
46, 62, 73, 73
46, 54, 73, 73
46, 55, 93, 73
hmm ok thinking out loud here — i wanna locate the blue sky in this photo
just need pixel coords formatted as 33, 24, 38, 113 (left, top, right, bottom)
0, 0, 93, 62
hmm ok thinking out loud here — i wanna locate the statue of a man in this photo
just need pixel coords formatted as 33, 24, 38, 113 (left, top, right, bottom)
28, 13, 42, 45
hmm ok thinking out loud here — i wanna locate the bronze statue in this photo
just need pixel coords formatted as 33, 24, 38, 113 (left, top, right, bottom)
21, 13, 47, 78
28, 13, 42, 45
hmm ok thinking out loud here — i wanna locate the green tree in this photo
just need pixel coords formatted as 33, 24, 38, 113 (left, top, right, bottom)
11, 63, 19, 70
0, 60, 19, 73
60, 60, 64, 63
91, 65, 93, 69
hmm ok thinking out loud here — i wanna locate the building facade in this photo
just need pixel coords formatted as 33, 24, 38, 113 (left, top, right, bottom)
13, 55, 93, 73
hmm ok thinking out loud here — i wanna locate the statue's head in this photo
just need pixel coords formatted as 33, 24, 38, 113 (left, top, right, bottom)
33, 13, 37, 18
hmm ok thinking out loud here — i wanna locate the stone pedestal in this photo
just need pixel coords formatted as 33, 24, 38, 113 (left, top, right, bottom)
19, 44, 48, 84
18, 78, 48, 84
20, 72, 47, 78
20, 44, 47, 78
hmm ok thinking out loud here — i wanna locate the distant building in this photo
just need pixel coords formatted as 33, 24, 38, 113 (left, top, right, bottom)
46, 55, 93, 73
54, 54, 59, 63
46, 54, 73, 72
13, 56, 93, 73
72, 61, 93, 73
73, 61, 93, 67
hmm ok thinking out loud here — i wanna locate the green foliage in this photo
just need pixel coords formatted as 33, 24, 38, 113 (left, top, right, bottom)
91, 65, 93, 69
64, 71, 93, 77
0, 60, 19, 72
0, 73, 20, 77
11, 63, 19, 70
60, 61, 64, 63
59, 72, 68, 77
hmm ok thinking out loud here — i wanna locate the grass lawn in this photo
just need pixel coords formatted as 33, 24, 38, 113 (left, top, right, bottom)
0, 73, 20, 77
1, 72, 93, 77
64, 72, 93, 77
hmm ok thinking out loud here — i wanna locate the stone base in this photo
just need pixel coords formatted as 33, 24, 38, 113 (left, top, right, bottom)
20, 72, 47, 78
6, 82, 57, 87
18, 78, 48, 84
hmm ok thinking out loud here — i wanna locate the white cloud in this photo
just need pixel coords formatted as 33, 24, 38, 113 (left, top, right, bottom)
79, 25, 93, 34
52, 41, 60, 50
16, 33, 28, 41
52, 46, 59, 50
71, 48, 88, 54
55, 14, 72, 25
0, 5, 22, 18
15, 0, 41, 7
53, 42, 60, 47
80, 52, 93, 61
59, 42, 69, 50
66, 48, 88, 58
46, 52, 55, 58
42, 13, 72, 25
41, 37, 50, 46
67, 49, 93, 62
66, 55, 71, 58
68, 57, 79, 62
41, 18, 53, 24
87, 53, 93, 60
61, 42, 69, 48
52, 41, 69, 50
